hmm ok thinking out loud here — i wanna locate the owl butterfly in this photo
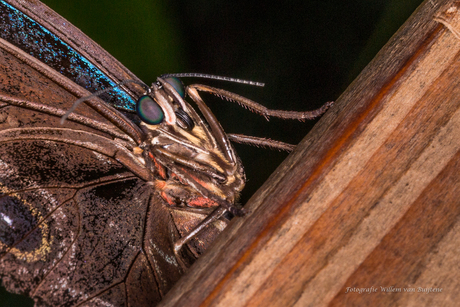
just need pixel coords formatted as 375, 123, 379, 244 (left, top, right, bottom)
0, 0, 332, 306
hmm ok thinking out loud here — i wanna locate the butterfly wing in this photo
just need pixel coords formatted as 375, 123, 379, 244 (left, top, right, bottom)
0, 138, 175, 306
1, 0, 145, 110
0, 0, 191, 305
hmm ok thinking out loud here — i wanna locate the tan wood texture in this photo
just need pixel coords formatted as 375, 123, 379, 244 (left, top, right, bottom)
160, 0, 460, 306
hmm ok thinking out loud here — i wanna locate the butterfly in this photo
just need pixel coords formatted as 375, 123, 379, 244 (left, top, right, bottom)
0, 0, 332, 306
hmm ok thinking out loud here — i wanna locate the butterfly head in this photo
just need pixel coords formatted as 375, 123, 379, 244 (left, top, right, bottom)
135, 77, 245, 209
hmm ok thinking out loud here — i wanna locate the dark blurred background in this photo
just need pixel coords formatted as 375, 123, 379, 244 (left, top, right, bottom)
1, 0, 425, 305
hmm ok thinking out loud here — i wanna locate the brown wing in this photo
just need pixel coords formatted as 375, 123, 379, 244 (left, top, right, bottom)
0, 1, 187, 306
0, 49, 187, 307
0, 134, 186, 306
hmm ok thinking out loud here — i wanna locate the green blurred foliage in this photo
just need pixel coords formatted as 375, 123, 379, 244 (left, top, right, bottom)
40, 0, 189, 82
1, 0, 424, 305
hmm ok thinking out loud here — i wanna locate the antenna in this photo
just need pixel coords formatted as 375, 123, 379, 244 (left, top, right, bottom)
160, 73, 265, 87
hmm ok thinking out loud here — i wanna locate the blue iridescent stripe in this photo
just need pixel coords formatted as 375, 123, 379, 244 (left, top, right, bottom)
0, 0, 137, 111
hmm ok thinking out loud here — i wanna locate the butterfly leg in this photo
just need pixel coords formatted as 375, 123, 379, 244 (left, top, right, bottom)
227, 133, 296, 152
188, 84, 333, 121
173, 206, 228, 257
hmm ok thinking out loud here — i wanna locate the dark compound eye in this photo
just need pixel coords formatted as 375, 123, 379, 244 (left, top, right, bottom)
164, 77, 185, 98
136, 95, 164, 125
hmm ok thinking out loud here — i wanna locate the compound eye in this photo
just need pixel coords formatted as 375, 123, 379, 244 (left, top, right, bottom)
136, 95, 164, 125
164, 77, 185, 98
